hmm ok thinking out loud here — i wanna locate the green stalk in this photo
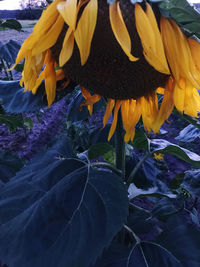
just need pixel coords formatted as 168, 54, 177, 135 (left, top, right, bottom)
1, 59, 9, 80
115, 110, 125, 179
127, 152, 151, 187
6, 62, 13, 80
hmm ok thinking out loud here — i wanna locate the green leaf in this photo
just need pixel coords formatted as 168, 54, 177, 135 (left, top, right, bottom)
130, 130, 150, 151
0, 114, 24, 132
0, 19, 22, 31
14, 63, 24, 73
159, 0, 200, 38
150, 139, 200, 168
170, 173, 185, 190
88, 142, 115, 164
23, 116, 33, 130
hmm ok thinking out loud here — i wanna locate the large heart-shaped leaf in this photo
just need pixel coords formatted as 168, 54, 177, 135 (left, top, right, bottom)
157, 216, 200, 266
127, 241, 182, 267
0, 80, 75, 113
0, 150, 24, 183
93, 240, 131, 267
0, 80, 44, 112
0, 136, 128, 267
0, 40, 21, 64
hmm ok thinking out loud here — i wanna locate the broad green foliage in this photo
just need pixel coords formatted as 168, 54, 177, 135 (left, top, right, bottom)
0, 40, 21, 65
0, 81, 200, 267
0, 137, 129, 267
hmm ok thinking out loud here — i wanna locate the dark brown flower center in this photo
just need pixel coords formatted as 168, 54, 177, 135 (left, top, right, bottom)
51, 0, 169, 99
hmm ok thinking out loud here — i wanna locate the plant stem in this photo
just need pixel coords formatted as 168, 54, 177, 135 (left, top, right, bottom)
127, 152, 151, 187
6, 62, 13, 80
1, 59, 9, 80
115, 111, 125, 179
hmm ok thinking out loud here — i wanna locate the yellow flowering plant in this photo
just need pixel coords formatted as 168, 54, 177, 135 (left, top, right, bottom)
0, 0, 200, 266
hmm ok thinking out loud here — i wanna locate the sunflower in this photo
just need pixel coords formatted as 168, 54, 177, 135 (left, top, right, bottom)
12, 0, 200, 142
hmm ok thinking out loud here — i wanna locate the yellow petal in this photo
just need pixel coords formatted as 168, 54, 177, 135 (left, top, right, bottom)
108, 101, 122, 141
188, 38, 200, 72
160, 18, 180, 81
20, 71, 24, 87
59, 28, 75, 66
109, 2, 138, 62
81, 86, 91, 100
171, 20, 200, 88
140, 93, 158, 132
161, 18, 200, 88
32, 71, 45, 94
184, 82, 200, 117
84, 95, 101, 116
32, 15, 64, 56
145, 3, 169, 74
57, 0, 78, 30
129, 100, 141, 142
10, 35, 34, 70
173, 78, 185, 114
156, 87, 165, 94
103, 99, 115, 128
45, 61, 57, 107
33, 0, 62, 38
80, 86, 100, 116
83, 94, 101, 106
152, 77, 174, 133
74, 0, 98, 66
121, 100, 130, 132
123, 99, 141, 143
135, 3, 169, 74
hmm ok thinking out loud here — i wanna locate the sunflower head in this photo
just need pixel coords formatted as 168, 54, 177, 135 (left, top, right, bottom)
13, 0, 200, 142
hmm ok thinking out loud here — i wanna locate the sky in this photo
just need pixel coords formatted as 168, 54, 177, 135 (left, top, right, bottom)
0, 0, 21, 10
0, 0, 199, 10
